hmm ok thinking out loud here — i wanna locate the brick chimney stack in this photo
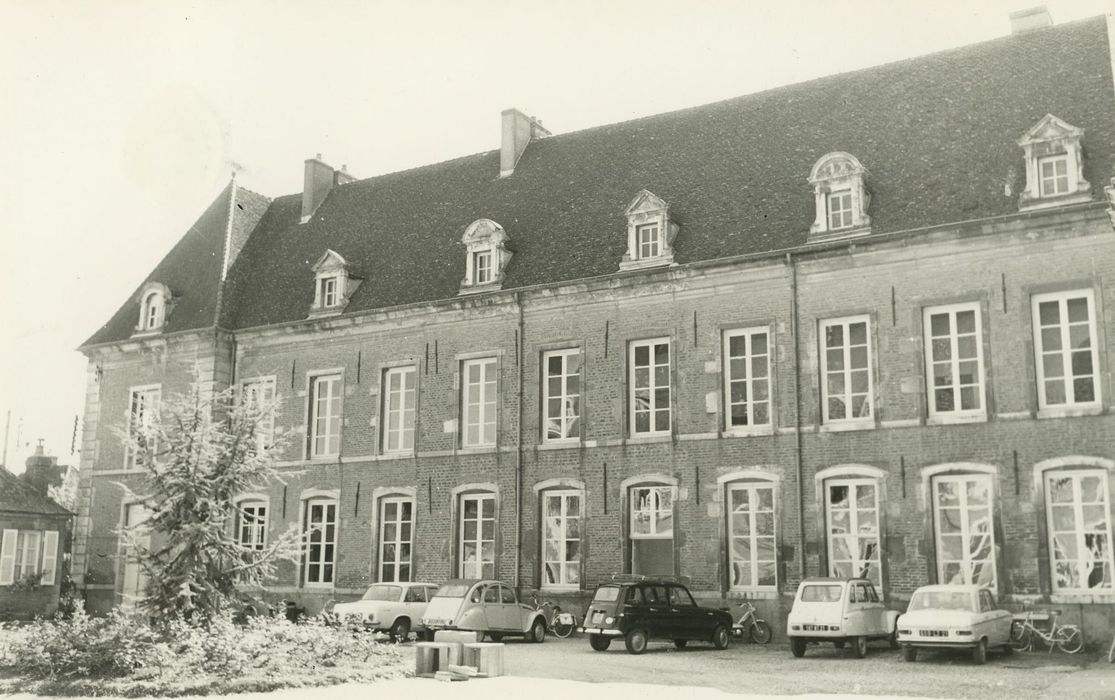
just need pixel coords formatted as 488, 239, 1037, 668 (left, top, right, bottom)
1009, 6, 1053, 34
301, 155, 355, 223
22, 440, 62, 494
500, 108, 551, 178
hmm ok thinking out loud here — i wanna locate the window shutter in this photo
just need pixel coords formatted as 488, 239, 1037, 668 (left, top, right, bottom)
40, 531, 59, 586
0, 529, 16, 585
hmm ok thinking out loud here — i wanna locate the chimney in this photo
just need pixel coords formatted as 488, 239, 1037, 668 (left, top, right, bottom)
302, 154, 336, 223
500, 108, 551, 178
22, 440, 62, 494
1009, 6, 1053, 34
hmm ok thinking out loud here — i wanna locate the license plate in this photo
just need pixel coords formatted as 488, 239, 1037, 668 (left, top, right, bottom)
591, 611, 603, 623
919, 630, 948, 637
802, 624, 829, 631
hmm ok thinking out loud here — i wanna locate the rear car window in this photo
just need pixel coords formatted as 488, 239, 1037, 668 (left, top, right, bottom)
592, 586, 620, 603
800, 584, 843, 602
910, 591, 972, 611
362, 585, 401, 601
435, 584, 471, 598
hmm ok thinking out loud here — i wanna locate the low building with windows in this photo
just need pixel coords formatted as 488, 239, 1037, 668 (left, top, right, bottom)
74, 13, 1115, 638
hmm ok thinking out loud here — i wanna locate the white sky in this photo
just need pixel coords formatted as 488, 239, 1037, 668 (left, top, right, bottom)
0, 0, 1110, 473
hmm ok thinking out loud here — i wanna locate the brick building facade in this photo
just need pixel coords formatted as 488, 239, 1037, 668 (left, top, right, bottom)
75, 15, 1115, 640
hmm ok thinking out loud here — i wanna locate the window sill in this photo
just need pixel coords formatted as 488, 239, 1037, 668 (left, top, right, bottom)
625, 434, 672, 445
1036, 405, 1103, 420
306, 455, 340, 463
722, 426, 774, 438
818, 420, 875, 433
303, 583, 335, 589
1048, 592, 1115, 605
376, 451, 415, 461
537, 440, 581, 451
726, 589, 779, 600
458, 445, 499, 455
540, 585, 581, 594
926, 413, 987, 426
618, 255, 676, 271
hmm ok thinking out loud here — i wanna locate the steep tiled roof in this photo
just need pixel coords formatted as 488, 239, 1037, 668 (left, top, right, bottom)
102, 18, 1115, 339
0, 468, 72, 516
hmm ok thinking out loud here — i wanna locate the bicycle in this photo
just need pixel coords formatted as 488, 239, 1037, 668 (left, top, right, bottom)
731, 601, 773, 644
528, 593, 577, 639
1009, 609, 1083, 654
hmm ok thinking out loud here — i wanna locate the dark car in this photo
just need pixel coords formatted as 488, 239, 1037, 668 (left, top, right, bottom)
580, 577, 733, 654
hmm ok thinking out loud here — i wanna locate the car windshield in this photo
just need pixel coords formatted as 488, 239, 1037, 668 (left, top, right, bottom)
592, 586, 620, 603
800, 585, 844, 603
910, 591, 973, 611
434, 583, 472, 598
361, 585, 401, 601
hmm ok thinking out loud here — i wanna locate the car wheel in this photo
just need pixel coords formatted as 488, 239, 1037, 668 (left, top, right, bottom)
902, 645, 917, 662
390, 617, 410, 643
833, 640, 846, 649
888, 631, 899, 649
673, 639, 688, 649
971, 638, 987, 665
790, 637, 806, 658
712, 625, 731, 650
529, 618, 546, 643
749, 621, 773, 645
850, 636, 867, 659
488, 633, 504, 642
625, 628, 649, 655
589, 634, 611, 652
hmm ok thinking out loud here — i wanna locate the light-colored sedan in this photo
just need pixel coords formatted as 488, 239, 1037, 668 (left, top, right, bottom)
332, 582, 439, 641
421, 579, 547, 642
896, 584, 1013, 664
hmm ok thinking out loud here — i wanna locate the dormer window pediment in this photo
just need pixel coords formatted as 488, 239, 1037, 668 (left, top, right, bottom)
309, 249, 360, 318
1017, 114, 1091, 211
808, 152, 871, 241
620, 190, 678, 271
133, 282, 172, 336
459, 218, 512, 295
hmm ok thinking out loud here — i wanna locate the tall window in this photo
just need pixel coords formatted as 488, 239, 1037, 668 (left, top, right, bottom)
236, 502, 268, 551
542, 490, 581, 588
308, 373, 342, 458
636, 223, 660, 259
630, 485, 673, 575
1039, 155, 1069, 197
0, 530, 58, 586
319, 276, 339, 307
473, 250, 493, 285
241, 377, 276, 453
820, 317, 872, 424
630, 339, 671, 436
723, 328, 771, 430
143, 292, 162, 329
126, 386, 161, 469
1032, 290, 1100, 410
382, 366, 416, 453
120, 503, 150, 605
461, 358, 497, 447
542, 349, 581, 442
933, 474, 996, 588
13, 531, 40, 582
459, 493, 495, 578
727, 482, 777, 590
826, 479, 882, 590
1046, 470, 1113, 593
828, 190, 853, 229
379, 497, 414, 582
924, 303, 985, 420
303, 498, 337, 585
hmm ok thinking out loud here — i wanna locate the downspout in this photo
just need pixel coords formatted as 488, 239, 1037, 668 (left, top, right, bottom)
787, 252, 806, 580
514, 292, 525, 590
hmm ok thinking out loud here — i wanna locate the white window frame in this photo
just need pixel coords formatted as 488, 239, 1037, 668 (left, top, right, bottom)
726, 481, 778, 592
125, 384, 161, 469
382, 366, 417, 454
629, 484, 674, 575
629, 338, 672, 437
827, 189, 853, 230
379, 496, 414, 583
1038, 154, 1070, 197
636, 223, 661, 260
824, 478, 883, 592
307, 372, 343, 459
808, 152, 871, 237
473, 250, 493, 285
1045, 469, 1114, 594
723, 327, 772, 433
303, 497, 338, 587
541, 489, 582, 590
932, 473, 998, 589
819, 316, 873, 427
542, 348, 581, 443
924, 303, 986, 423
461, 358, 498, 448
241, 376, 276, 453
320, 276, 339, 308
1032, 289, 1101, 415
458, 492, 496, 579
236, 500, 268, 551
142, 291, 163, 330
13, 530, 41, 582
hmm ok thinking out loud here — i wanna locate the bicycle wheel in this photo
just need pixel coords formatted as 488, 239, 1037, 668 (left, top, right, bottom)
551, 614, 575, 639
1055, 626, 1083, 654
749, 620, 773, 644
1008, 621, 1029, 650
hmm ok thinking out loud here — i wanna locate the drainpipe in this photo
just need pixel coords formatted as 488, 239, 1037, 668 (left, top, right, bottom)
514, 292, 525, 590
787, 253, 807, 580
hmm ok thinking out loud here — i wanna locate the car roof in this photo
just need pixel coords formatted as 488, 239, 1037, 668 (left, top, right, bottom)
799, 577, 870, 585
912, 584, 984, 593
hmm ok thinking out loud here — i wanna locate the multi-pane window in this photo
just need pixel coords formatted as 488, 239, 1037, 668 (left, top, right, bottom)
820, 317, 872, 424
320, 276, 339, 307
13, 531, 40, 582
379, 497, 414, 582
630, 485, 673, 576
241, 377, 276, 453
236, 502, 268, 551
828, 190, 853, 229
126, 386, 161, 468
459, 493, 496, 578
120, 503, 150, 604
474, 250, 493, 285
143, 293, 162, 329
1038, 155, 1069, 197
630, 339, 671, 436
542, 490, 581, 588
382, 366, 416, 453
303, 498, 337, 585
727, 483, 777, 590
826, 479, 882, 590
308, 373, 342, 458
723, 328, 771, 429
636, 223, 660, 259
933, 474, 997, 588
461, 358, 497, 447
1032, 290, 1100, 410
542, 349, 581, 441
924, 304, 984, 419
1046, 470, 1113, 593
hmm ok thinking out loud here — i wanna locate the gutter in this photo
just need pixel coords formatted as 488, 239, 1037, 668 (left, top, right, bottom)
514, 292, 525, 590
786, 252, 807, 581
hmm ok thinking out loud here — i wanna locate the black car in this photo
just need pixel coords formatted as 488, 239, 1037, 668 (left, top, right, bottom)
580, 577, 734, 654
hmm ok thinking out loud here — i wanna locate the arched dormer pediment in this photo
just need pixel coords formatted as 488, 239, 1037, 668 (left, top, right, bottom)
459, 218, 512, 294
308, 249, 360, 318
808, 152, 871, 240
134, 281, 172, 335
1017, 114, 1091, 210
619, 189, 679, 271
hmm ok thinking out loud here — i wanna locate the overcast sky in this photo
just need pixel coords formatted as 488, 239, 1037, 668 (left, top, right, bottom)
0, 0, 1110, 473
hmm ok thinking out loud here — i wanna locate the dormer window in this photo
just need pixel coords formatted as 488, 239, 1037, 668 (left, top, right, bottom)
809, 152, 870, 240
319, 276, 339, 308
460, 219, 512, 294
620, 190, 678, 271
133, 282, 171, 336
1018, 114, 1091, 211
309, 249, 360, 318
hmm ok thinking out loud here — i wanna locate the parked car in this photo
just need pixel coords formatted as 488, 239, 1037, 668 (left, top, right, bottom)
332, 582, 439, 641
420, 579, 547, 642
896, 584, 1013, 664
580, 576, 733, 654
786, 577, 899, 658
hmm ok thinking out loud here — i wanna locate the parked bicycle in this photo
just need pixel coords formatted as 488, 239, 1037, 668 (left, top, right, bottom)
529, 593, 577, 639
731, 601, 773, 644
1009, 609, 1083, 654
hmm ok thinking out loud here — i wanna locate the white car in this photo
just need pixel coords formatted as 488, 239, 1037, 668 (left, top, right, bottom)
332, 582, 439, 641
786, 578, 899, 658
896, 584, 1013, 664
